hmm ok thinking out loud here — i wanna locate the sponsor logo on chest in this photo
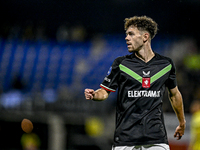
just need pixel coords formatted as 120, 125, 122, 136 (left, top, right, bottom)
128, 90, 161, 97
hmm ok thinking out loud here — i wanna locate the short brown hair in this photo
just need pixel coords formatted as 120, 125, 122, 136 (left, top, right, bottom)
124, 16, 158, 39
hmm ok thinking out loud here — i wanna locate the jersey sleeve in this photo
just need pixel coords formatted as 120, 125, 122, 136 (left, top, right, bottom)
165, 59, 177, 89
100, 57, 122, 92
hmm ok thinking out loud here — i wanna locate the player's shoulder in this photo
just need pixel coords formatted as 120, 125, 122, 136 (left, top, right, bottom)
155, 52, 174, 63
114, 53, 132, 63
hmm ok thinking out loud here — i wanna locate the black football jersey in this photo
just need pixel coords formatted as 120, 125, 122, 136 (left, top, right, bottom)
100, 52, 177, 146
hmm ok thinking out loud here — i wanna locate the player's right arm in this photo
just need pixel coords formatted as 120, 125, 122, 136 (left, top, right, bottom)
84, 88, 110, 101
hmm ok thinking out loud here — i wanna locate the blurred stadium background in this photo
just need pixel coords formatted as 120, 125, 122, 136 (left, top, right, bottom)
0, 0, 200, 149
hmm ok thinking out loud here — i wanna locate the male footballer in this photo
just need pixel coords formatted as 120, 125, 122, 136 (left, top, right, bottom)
84, 16, 186, 150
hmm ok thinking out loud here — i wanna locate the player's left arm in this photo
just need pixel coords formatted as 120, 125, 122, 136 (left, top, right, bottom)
168, 86, 186, 140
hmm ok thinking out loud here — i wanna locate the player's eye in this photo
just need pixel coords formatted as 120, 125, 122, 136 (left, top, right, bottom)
126, 32, 134, 36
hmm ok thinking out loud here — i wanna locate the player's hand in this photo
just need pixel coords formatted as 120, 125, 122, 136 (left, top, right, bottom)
84, 89, 95, 100
174, 123, 186, 140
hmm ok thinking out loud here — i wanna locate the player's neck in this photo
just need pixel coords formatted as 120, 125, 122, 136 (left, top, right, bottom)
135, 47, 155, 63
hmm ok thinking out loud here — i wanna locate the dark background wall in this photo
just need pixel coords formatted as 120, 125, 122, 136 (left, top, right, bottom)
0, 0, 200, 39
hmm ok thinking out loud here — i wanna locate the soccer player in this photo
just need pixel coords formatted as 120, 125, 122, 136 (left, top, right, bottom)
84, 16, 186, 150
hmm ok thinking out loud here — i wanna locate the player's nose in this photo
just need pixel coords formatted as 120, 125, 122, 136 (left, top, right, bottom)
125, 35, 130, 41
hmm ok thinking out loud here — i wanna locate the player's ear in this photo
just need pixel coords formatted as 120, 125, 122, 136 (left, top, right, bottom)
143, 32, 150, 42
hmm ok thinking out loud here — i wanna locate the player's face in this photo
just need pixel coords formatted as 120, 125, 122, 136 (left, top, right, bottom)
125, 26, 144, 53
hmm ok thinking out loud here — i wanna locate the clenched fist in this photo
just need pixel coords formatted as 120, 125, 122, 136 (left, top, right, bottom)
84, 89, 95, 100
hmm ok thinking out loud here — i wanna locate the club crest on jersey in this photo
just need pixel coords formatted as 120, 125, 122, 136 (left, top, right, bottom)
142, 71, 150, 88
142, 78, 150, 88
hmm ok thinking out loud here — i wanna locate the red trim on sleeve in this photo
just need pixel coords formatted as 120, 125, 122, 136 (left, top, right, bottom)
100, 85, 115, 92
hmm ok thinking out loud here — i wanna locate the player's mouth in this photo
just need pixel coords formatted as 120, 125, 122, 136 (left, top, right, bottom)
126, 43, 132, 48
